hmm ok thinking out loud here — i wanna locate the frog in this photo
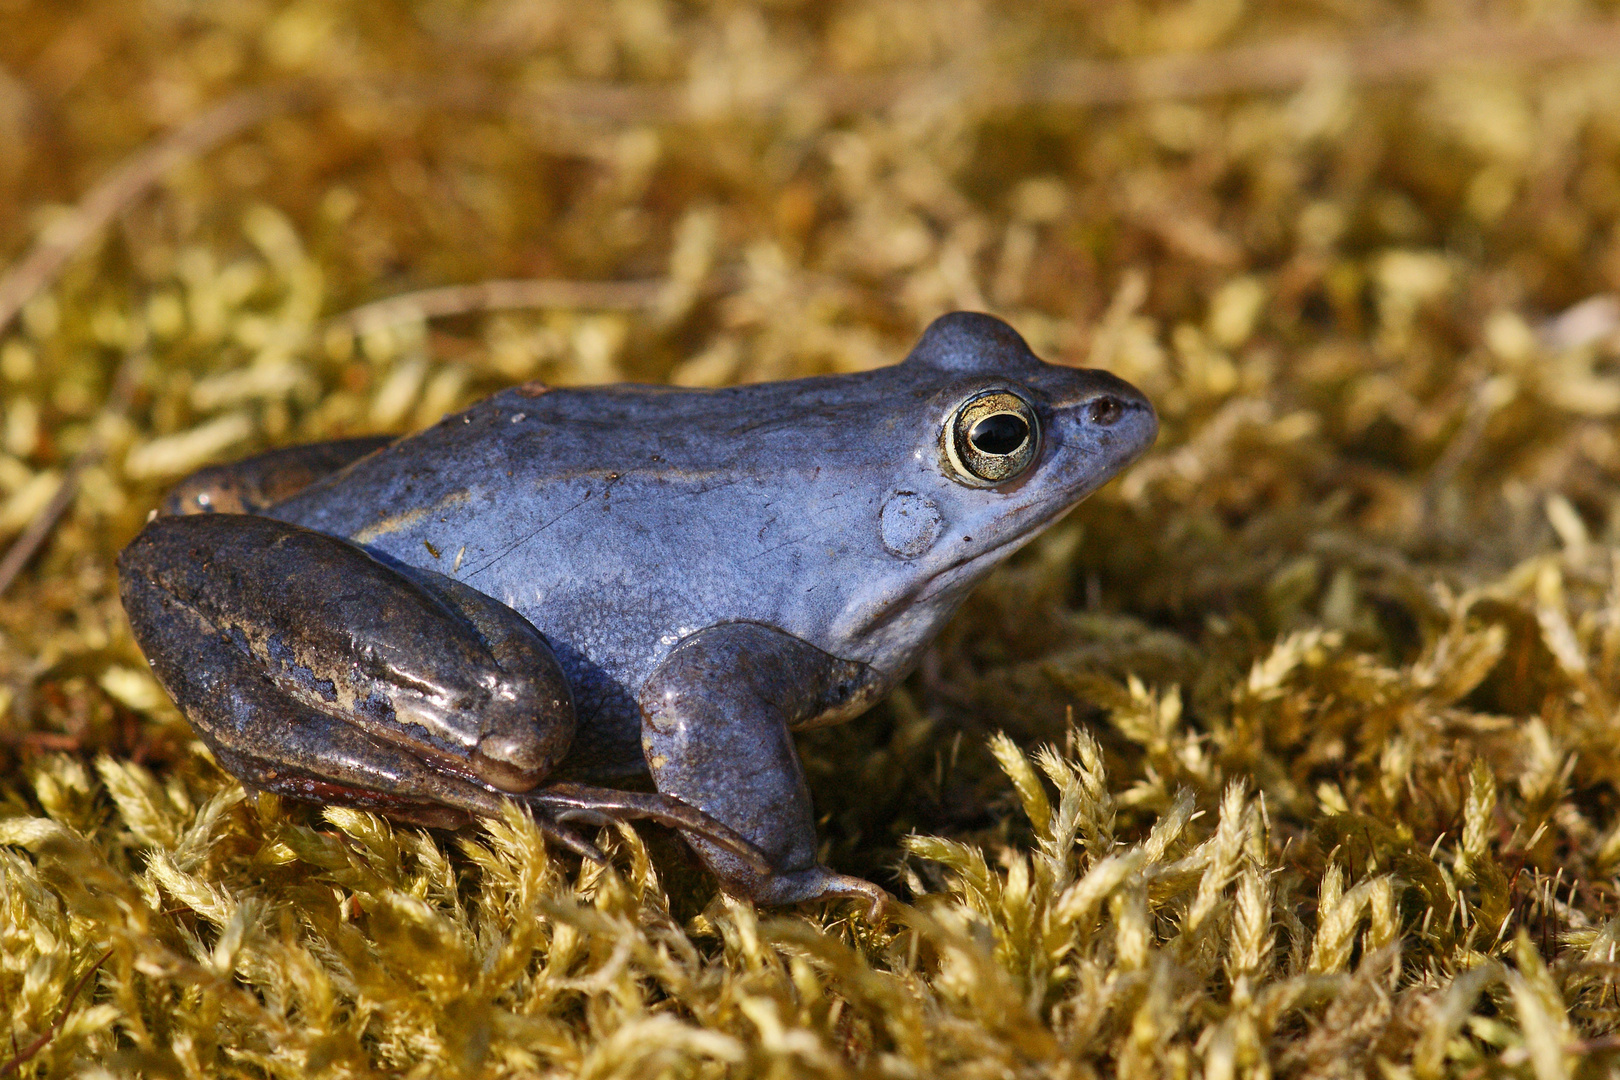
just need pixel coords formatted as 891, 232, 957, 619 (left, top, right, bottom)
118, 311, 1158, 913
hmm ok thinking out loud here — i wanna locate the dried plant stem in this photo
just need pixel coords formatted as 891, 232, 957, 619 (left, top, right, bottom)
332, 278, 667, 333
0, 473, 81, 599
0, 948, 111, 1077
0, 78, 658, 344
1021, 20, 1620, 106
0, 88, 309, 338
524, 19, 1620, 117
0, 349, 145, 598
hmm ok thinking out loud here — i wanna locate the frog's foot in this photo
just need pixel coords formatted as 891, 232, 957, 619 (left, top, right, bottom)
728, 866, 895, 922
639, 622, 894, 914
525, 782, 773, 875
206, 712, 617, 862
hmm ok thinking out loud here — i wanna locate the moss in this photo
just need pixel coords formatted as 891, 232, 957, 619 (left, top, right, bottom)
7, 0, 1620, 1075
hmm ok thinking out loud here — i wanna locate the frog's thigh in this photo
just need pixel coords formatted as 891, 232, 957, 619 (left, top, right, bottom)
119, 513, 576, 806
639, 623, 890, 910
162, 435, 393, 515
190, 654, 506, 830
126, 547, 509, 827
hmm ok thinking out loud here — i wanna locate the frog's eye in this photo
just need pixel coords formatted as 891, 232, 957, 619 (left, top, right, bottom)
944, 390, 1041, 487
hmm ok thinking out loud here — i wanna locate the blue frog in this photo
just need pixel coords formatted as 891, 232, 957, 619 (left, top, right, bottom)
119, 312, 1157, 912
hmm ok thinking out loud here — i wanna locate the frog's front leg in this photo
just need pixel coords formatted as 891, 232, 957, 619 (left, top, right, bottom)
118, 514, 771, 869
640, 623, 893, 914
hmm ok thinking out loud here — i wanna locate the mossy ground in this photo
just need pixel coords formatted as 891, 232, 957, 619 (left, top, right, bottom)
6, 1, 1620, 1077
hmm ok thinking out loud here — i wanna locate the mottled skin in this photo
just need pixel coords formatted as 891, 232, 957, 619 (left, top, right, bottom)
119, 312, 1158, 910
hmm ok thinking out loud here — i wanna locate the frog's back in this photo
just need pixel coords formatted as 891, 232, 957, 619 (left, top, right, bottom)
280, 374, 904, 523
273, 374, 911, 590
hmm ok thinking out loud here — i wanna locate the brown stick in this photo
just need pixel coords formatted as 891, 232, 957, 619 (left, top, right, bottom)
471, 21, 1618, 135
332, 278, 667, 334
0, 947, 112, 1077
523, 19, 1620, 117
1022, 21, 1620, 108
0, 87, 310, 339
0, 75, 670, 347
0, 348, 145, 598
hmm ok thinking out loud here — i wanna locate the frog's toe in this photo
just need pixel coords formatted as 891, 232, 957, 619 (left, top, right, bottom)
730, 865, 894, 919
523, 810, 609, 864
524, 782, 774, 875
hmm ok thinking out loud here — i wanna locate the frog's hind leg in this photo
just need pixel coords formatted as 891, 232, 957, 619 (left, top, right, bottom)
119, 512, 772, 870
162, 435, 394, 515
206, 694, 614, 862
119, 519, 601, 856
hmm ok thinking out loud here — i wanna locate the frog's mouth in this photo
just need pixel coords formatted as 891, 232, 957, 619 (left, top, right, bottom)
919, 502, 1059, 595
853, 492, 1073, 640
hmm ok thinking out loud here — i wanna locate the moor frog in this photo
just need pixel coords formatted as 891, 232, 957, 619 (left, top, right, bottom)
119, 312, 1158, 912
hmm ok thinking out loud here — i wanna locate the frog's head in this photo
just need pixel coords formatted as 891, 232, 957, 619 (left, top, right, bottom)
833, 311, 1157, 677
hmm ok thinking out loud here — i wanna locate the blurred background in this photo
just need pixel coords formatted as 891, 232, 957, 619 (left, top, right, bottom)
9, 1, 1620, 1073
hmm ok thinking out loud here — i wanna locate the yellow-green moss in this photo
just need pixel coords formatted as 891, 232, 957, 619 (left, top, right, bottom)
7, 1, 1620, 1076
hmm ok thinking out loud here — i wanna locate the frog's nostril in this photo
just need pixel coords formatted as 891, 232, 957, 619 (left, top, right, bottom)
1087, 396, 1124, 427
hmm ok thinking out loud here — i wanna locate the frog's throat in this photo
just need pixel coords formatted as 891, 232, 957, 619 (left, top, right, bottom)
838, 498, 1057, 655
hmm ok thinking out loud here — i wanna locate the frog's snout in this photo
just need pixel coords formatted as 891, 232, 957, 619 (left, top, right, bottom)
1067, 372, 1159, 468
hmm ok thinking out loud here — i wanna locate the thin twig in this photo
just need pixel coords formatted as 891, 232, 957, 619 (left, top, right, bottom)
0, 348, 145, 598
1022, 20, 1620, 108
0, 87, 311, 339
0, 947, 112, 1077
331, 278, 667, 335
523, 81, 687, 123
519, 19, 1620, 118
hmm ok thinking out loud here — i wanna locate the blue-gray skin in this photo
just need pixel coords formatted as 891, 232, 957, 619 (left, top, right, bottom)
118, 312, 1157, 913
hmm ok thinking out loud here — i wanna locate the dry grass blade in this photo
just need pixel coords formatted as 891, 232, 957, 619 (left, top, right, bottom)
1026, 20, 1620, 107
0, 88, 307, 337
0, 347, 144, 597
516, 20, 1620, 119
333, 278, 667, 335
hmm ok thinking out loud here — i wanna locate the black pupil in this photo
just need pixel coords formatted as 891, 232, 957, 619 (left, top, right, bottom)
969, 412, 1028, 455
